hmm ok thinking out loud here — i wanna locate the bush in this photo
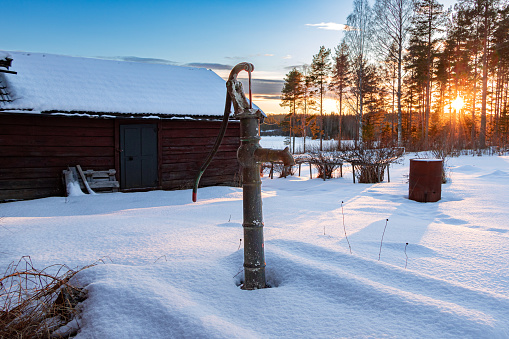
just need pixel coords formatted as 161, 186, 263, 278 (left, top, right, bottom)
308, 151, 343, 180
336, 142, 404, 183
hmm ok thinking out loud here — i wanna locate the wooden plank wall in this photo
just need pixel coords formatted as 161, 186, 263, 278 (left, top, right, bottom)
0, 114, 241, 201
0, 114, 115, 201
160, 120, 241, 190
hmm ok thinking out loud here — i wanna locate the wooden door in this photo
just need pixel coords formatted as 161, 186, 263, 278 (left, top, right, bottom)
119, 124, 158, 189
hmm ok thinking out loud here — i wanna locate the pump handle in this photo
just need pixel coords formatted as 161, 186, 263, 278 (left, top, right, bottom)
192, 62, 254, 202
192, 92, 231, 202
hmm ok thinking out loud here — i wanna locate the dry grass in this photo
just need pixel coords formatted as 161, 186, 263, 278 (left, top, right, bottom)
0, 256, 92, 338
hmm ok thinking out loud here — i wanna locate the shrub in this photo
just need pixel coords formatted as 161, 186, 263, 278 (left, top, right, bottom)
308, 151, 343, 180
336, 142, 404, 183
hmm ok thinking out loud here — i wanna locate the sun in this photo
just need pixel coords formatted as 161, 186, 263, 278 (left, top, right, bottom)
451, 96, 464, 111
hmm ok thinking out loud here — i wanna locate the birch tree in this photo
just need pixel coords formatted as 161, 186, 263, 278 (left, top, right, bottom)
373, 0, 415, 146
344, 0, 374, 142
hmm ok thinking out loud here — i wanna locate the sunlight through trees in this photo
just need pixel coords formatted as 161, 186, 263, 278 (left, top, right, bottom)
278, 0, 509, 151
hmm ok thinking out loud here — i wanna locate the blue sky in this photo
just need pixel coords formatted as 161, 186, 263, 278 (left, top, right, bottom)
3, 0, 454, 114
4, 0, 353, 113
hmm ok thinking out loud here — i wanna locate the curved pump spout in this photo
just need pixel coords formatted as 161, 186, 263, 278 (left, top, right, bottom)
255, 147, 295, 167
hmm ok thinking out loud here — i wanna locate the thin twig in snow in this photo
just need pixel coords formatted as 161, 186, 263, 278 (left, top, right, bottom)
405, 243, 409, 269
233, 267, 243, 278
378, 219, 389, 261
341, 201, 352, 254
0, 217, 13, 234
154, 255, 167, 263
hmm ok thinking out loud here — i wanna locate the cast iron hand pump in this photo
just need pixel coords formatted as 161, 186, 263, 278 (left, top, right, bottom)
193, 62, 295, 289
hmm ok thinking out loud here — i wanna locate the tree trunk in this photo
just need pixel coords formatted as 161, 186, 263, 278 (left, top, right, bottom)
425, 11, 432, 149
359, 67, 363, 142
397, 43, 403, 147
339, 90, 343, 143
472, 52, 478, 148
320, 83, 323, 151
480, 11, 489, 149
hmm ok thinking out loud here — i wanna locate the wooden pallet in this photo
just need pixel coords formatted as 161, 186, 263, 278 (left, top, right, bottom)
63, 166, 119, 195
81, 168, 119, 192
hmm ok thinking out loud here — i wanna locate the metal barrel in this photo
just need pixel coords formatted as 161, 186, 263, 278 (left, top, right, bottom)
408, 159, 443, 203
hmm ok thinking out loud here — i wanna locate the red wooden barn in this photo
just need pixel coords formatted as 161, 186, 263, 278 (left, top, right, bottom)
0, 51, 242, 202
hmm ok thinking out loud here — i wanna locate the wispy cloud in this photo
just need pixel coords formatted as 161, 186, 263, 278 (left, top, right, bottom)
254, 94, 281, 101
283, 55, 293, 60
184, 62, 232, 70
102, 56, 177, 65
225, 53, 275, 60
306, 22, 349, 31
284, 64, 306, 70
237, 78, 284, 96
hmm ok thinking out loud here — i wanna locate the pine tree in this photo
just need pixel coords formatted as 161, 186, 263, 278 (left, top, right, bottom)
300, 65, 318, 153
330, 41, 351, 143
408, 0, 449, 148
359, 64, 386, 142
445, 2, 481, 147
492, 3, 509, 144
308, 46, 332, 151
281, 68, 305, 153
475, 0, 500, 148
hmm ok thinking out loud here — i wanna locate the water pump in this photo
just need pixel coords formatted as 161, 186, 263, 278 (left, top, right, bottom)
193, 62, 295, 289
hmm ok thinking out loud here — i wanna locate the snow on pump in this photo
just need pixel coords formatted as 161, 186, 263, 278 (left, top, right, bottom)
192, 62, 295, 289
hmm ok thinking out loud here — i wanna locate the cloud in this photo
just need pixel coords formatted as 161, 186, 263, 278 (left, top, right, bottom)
238, 78, 284, 97
306, 22, 349, 31
184, 62, 233, 70
100, 58, 235, 71
283, 55, 293, 60
225, 53, 274, 60
254, 94, 281, 101
284, 64, 306, 70
106, 56, 177, 65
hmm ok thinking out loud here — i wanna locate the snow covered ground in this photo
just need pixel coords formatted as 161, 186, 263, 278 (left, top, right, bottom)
1, 137, 508, 338
260, 135, 342, 152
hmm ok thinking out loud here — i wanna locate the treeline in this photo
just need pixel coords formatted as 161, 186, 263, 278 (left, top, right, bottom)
279, 0, 509, 151
262, 113, 359, 140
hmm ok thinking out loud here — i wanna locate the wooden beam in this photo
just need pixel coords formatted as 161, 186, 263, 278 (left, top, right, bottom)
76, 165, 95, 194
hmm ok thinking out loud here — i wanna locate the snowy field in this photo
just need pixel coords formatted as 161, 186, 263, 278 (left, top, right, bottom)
260, 135, 341, 152
1, 138, 509, 338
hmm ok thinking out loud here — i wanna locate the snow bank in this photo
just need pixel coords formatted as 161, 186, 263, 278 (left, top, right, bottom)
66, 181, 85, 197
1, 154, 508, 338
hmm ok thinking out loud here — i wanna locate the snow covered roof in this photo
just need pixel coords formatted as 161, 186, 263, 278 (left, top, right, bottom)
0, 51, 239, 118
0, 50, 12, 60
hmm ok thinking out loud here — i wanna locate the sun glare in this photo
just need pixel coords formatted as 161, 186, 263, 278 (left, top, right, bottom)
451, 96, 464, 111
323, 98, 338, 114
